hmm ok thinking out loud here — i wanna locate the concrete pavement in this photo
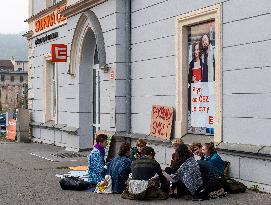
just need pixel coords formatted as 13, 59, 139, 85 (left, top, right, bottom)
0, 141, 270, 205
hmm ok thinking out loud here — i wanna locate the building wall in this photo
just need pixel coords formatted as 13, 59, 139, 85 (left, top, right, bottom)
222, 0, 271, 147
30, 23, 73, 125
129, 0, 271, 192
14, 61, 29, 72
32, 0, 46, 15
29, 0, 128, 150
130, 0, 271, 147
130, 0, 224, 135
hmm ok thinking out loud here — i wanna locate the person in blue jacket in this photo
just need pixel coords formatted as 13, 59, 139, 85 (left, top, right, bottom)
202, 142, 224, 174
88, 134, 108, 186
107, 142, 131, 193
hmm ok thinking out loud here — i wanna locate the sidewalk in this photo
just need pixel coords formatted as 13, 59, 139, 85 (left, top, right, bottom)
0, 141, 270, 205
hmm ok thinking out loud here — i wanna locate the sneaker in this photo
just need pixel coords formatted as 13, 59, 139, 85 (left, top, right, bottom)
209, 188, 227, 199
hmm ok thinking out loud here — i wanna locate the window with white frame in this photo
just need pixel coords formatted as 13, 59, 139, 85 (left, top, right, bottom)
175, 4, 222, 143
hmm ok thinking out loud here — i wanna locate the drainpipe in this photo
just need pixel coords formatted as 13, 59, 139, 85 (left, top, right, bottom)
125, 0, 131, 133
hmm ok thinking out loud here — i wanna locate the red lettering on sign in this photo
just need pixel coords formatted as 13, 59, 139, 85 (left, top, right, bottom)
192, 87, 202, 94
208, 116, 214, 124
150, 105, 173, 140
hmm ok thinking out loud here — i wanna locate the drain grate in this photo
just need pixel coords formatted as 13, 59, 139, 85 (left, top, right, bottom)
51, 152, 86, 158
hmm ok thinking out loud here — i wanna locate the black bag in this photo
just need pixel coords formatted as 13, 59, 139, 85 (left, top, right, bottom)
224, 178, 247, 194
59, 176, 90, 191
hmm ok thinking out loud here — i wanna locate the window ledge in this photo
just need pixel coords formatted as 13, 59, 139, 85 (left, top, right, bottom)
114, 132, 213, 147
217, 142, 271, 160
30, 121, 78, 135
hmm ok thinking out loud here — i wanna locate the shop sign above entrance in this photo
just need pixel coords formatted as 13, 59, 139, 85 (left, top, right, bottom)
51, 44, 68, 62
34, 4, 66, 35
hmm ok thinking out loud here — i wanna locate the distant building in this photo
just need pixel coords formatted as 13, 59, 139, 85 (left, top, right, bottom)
0, 60, 14, 71
11, 57, 29, 72
0, 60, 28, 112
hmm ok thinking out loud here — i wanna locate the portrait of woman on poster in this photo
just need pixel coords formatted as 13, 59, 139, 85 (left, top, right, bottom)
188, 41, 208, 84
188, 41, 207, 114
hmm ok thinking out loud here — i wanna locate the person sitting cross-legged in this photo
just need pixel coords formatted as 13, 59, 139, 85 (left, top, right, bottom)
122, 146, 170, 200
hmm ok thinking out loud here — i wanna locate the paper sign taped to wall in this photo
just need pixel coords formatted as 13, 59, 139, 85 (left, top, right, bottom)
191, 82, 215, 128
150, 105, 173, 140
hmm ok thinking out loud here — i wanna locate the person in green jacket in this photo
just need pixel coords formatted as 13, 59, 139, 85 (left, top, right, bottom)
129, 139, 147, 161
202, 142, 224, 174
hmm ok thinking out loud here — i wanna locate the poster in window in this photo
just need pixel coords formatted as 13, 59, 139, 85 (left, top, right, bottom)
187, 21, 215, 135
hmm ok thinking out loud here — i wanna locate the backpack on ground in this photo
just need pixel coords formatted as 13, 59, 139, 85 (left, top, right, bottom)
59, 176, 90, 191
224, 178, 247, 194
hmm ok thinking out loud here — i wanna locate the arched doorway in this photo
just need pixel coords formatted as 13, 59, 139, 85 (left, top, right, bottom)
78, 28, 100, 148
69, 11, 107, 149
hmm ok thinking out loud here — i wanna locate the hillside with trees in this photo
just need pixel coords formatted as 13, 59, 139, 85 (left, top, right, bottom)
0, 33, 28, 61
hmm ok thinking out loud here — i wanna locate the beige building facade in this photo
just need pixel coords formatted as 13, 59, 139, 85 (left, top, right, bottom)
0, 60, 28, 112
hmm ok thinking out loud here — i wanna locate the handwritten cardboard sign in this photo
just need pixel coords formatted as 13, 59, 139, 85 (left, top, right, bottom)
150, 105, 173, 140
6, 119, 16, 141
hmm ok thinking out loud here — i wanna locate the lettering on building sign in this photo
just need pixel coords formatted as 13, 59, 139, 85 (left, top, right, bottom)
34, 4, 66, 34
35, 32, 58, 45
150, 105, 173, 140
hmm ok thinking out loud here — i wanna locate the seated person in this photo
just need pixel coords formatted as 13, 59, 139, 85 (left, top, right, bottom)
197, 160, 225, 198
122, 146, 170, 200
190, 142, 204, 160
165, 138, 183, 175
88, 134, 108, 186
171, 145, 225, 200
129, 139, 147, 161
202, 142, 224, 174
107, 142, 131, 193
171, 144, 204, 199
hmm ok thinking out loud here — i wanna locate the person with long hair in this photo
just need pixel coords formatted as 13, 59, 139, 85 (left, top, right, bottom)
188, 41, 208, 115
190, 142, 204, 160
188, 41, 208, 83
201, 33, 215, 82
171, 144, 225, 200
107, 142, 132, 193
202, 142, 224, 174
165, 138, 184, 175
171, 144, 203, 198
